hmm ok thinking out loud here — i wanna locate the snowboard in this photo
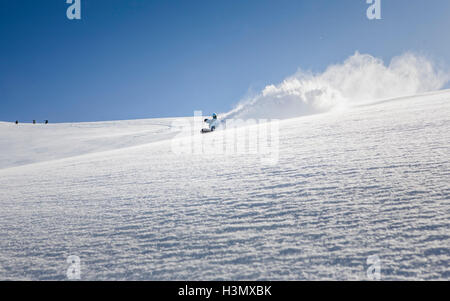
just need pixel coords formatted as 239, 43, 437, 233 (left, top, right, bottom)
201, 128, 215, 134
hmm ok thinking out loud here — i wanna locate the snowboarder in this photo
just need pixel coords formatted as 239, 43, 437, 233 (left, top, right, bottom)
202, 113, 219, 133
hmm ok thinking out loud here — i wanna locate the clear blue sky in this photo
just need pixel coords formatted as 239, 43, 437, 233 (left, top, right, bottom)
1, 0, 449, 122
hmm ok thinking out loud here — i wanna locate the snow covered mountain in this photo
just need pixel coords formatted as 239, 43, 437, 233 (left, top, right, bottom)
0, 90, 449, 280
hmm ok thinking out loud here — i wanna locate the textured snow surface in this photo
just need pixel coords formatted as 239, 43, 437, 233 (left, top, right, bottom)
0, 91, 449, 280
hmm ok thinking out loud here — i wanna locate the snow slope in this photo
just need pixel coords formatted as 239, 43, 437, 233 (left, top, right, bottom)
0, 117, 184, 169
0, 90, 449, 280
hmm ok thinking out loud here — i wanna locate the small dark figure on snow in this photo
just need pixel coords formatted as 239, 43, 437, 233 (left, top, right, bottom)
45, 120, 48, 124
15, 120, 18, 125
33, 120, 36, 124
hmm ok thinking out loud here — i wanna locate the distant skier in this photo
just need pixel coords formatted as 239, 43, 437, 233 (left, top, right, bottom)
202, 113, 219, 133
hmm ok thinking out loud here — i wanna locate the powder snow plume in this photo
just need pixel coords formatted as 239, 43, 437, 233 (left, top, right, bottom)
224, 52, 449, 119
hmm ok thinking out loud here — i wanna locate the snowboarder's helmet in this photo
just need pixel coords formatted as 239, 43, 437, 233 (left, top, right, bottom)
212, 113, 217, 119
